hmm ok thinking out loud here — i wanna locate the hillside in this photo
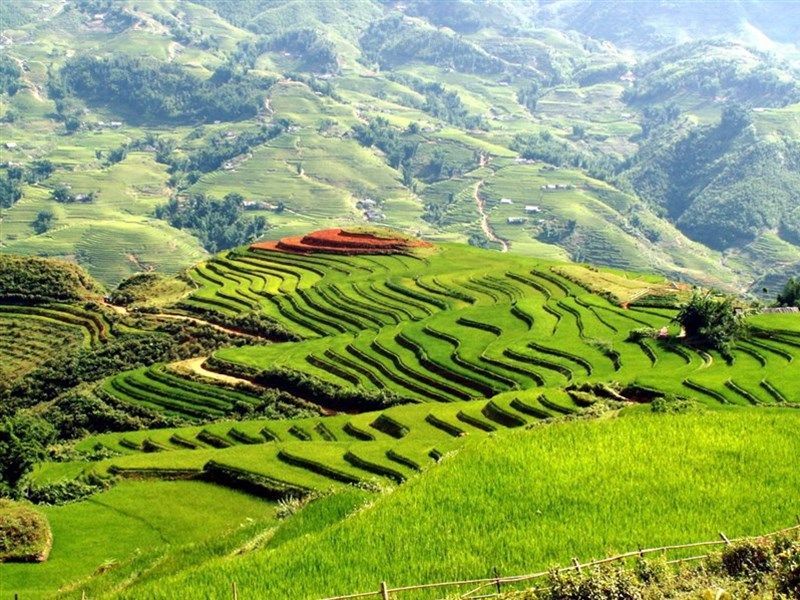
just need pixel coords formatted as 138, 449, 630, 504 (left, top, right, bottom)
3, 3, 800, 598
2, 234, 800, 597
1, 0, 799, 293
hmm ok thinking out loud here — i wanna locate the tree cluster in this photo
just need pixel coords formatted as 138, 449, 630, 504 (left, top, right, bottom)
50, 55, 275, 124
675, 291, 746, 356
155, 193, 269, 253
0, 55, 22, 96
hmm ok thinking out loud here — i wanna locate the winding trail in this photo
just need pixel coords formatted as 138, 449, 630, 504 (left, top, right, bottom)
175, 357, 258, 388
473, 180, 508, 252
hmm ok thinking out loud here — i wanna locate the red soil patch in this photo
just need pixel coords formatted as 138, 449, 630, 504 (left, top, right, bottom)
251, 228, 431, 256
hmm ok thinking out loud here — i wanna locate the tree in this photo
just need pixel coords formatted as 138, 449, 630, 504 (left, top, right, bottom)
0, 414, 55, 495
27, 159, 54, 183
32, 210, 55, 234
51, 184, 73, 203
675, 291, 746, 355
0, 176, 21, 208
776, 277, 800, 308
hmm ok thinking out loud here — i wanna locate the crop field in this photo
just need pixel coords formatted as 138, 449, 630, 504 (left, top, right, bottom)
108, 408, 800, 599
1, 480, 279, 598
5, 3, 800, 597
62, 389, 586, 494
169, 240, 799, 409
0, 303, 111, 384
9, 235, 790, 599
1, 153, 207, 287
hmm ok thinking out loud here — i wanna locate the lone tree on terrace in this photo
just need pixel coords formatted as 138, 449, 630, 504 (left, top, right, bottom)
675, 291, 746, 356
776, 277, 800, 308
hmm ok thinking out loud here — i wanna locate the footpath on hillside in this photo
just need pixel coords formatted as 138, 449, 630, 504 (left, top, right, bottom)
474, 180, 509, 252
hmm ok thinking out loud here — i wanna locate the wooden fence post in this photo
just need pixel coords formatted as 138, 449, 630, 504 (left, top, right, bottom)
380, 581, 390, 600
232, 581, 238, 600
493, 566, 502, 593
572, 558, 582, 573
719, 532, 730, 545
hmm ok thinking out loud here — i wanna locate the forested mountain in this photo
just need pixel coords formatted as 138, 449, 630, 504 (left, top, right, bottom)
1, 0, 799, 294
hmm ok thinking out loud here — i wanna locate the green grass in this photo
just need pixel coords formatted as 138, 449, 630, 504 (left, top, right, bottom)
114, 407, 800, 599
0, 481, 277, 599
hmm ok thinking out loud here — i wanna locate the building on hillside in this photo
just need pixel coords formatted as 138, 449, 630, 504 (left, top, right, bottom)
507, 217, 527, 225
242, 200, 270, 210
525, 205, 542, 213
500, 198, 514, 205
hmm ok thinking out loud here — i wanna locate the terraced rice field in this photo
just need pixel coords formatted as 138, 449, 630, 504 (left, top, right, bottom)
59, 389, 588, 498
99, 364, 265, 422
76, 235, 800, 506
0, 303, 113, 384
170, 240, 800, 409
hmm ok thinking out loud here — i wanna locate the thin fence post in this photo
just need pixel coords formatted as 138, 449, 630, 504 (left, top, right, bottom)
493, 566, 502, 594
232, 581, 238, 600
380, 580, 390, 600
572, 558, 582, 573
719, 532, 730, 545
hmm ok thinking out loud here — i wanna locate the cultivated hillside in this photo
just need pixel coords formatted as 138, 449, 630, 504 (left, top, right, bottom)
1, 0, 799, 294
2, 236, 800, 598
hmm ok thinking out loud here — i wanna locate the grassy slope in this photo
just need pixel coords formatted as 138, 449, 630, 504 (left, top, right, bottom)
1, 481, 276, 599
117, 407, 800, 599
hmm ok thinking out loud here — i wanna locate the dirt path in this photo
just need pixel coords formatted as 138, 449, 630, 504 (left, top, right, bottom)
473, 180, 508, 252
175, 357, 257, 387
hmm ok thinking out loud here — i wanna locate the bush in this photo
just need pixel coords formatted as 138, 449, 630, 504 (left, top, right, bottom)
31, 210, 55, 234
0, 415, 56, 494
46, 392, 145, 439
0, 500, 51, 562
721, 539, 775, 580
24, 478, 110, 506
53, 55, 274, 124
626, 327, 658, 342
775, 539, 800, 597
541, 567, 642, 600
0, 254, 99, 302
651, 395, 697, 414
155, 193, 269, 253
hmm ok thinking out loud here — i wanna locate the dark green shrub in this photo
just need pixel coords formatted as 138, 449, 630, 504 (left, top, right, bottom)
24, 477, 110, 505
721, 540, 775, 579
542, 567, 642, 600
626, 327, 658, 342
775, 539, 800, 597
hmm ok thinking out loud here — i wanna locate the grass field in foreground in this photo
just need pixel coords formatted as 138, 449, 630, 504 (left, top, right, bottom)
115, 407, 800, 599
0, 481, 277, 600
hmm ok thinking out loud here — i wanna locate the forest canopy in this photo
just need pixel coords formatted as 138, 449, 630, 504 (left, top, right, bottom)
51, 56, 274, 124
